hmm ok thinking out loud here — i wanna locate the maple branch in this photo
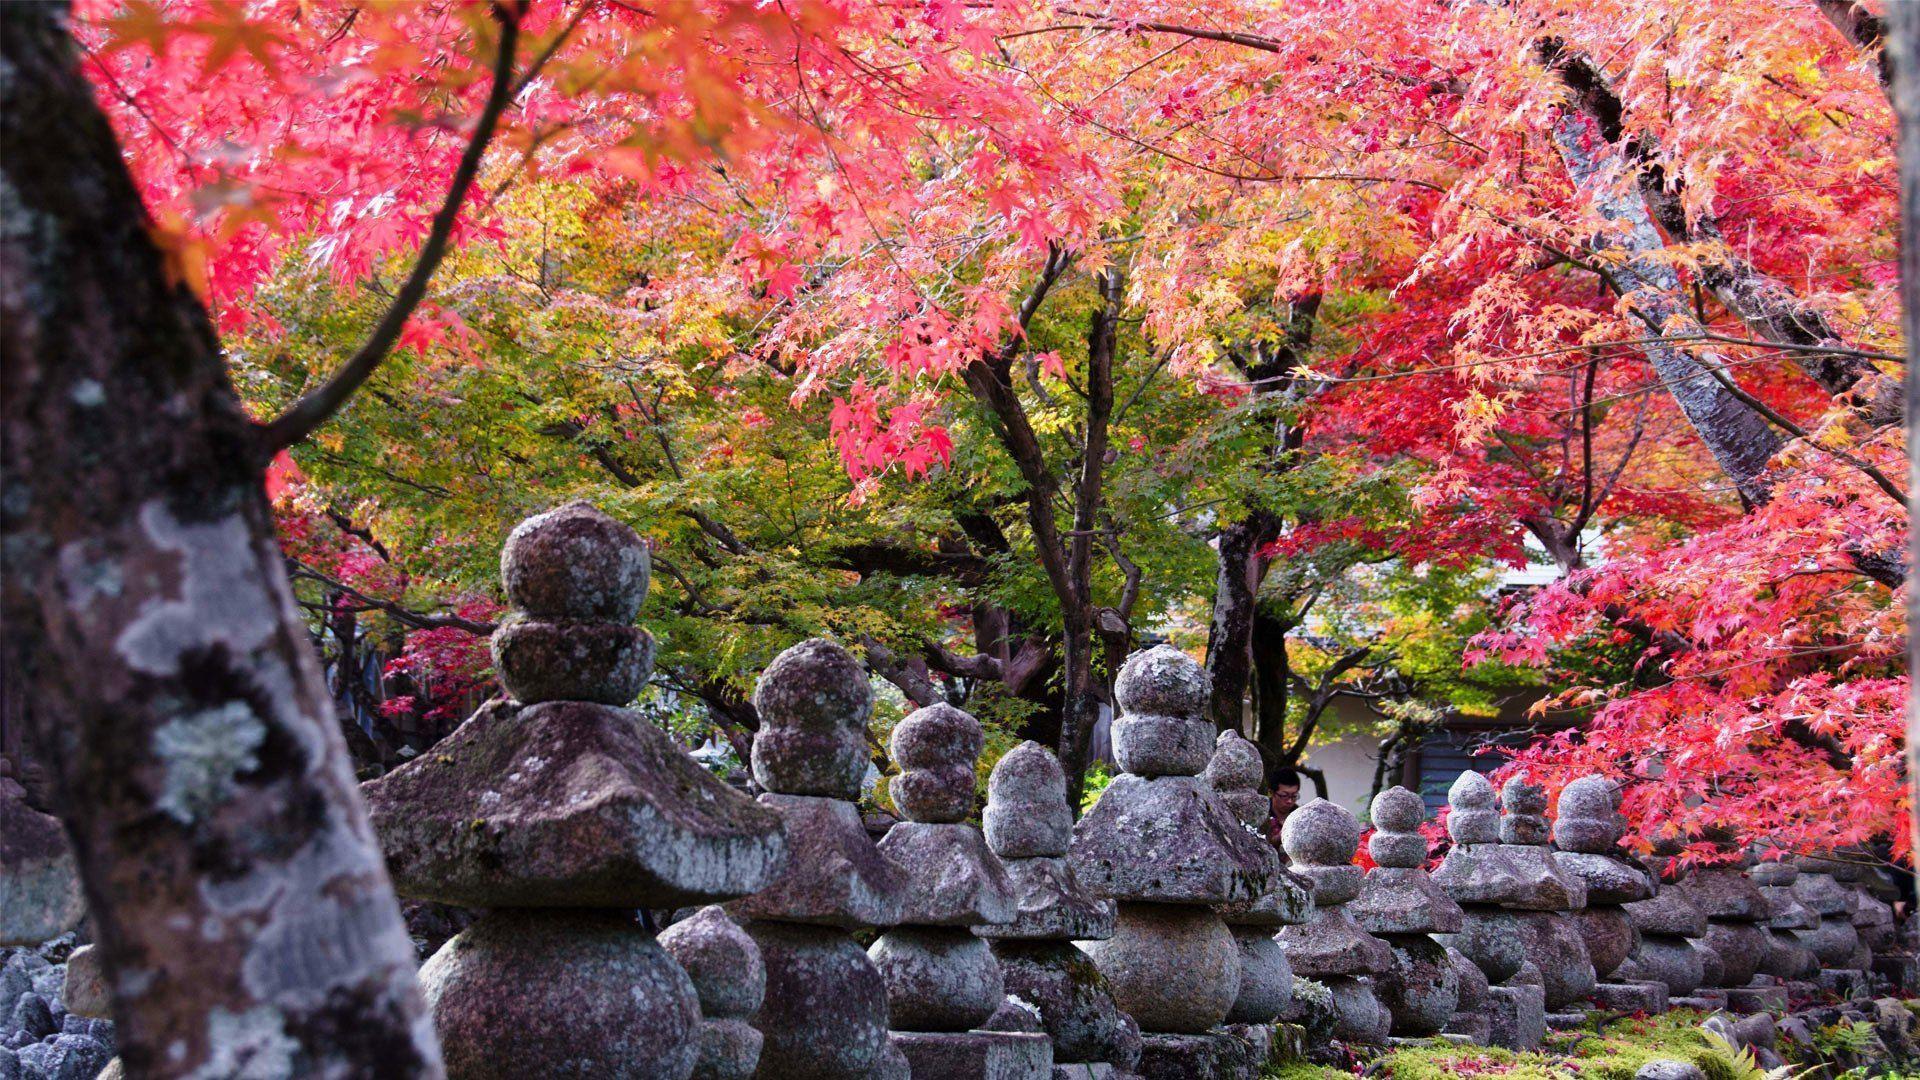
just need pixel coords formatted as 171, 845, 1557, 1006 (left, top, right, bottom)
258, 4, 524, 458
286, 562, 497, 635
1694, 358, 1907, 506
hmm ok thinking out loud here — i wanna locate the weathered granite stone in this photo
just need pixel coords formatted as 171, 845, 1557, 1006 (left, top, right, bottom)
1701, 921, 1769, 987
985, 742, 1074, 859
1550, 777, 1622, 854
1635, 1060, 1706, 1080
1587, 980, 1667, 1014
1110, 647, 1215, 778
880, 822, 1016, 927
499, 502, 650, 622
1207, 731, 1302, 1028
992, 940, 1142, 1068
889, 703, 985, 824
1623, 888, 1709, 938
492, 614, 652, 706
1226, 928, 1292, 1025
1440, 907, 1527, 985
0, 774, 83, 947
1355, 788, 1460, 1037
1551, 777, 1648, 990
1073, 774, 1273, 906
1277, 798, 1391, 1046
743, 921, 893, 1080
1484, 983, 1546, 1051
58, 946, 106, 1021
1513, 911, 1595, 1009
891, 1030, 1054, 1078
661, 906, 765, 1080
872, 926, 1006, 1031
750, 638, 874, 800
1683, 868, 1769, 922
1134, 1030, 1263, 1080
730, 793, 905, 928
1573, 907, 1639, 978
1690, 936, 1724, 988
367, 699, 788, 909
1558, 853, 1655, 907
1202, 730, 1269, 830
421, 908, 700, 1080
1081, 903, 1238, 1033
984, 743, 1136, 1076
1443, 947, 1492, 1043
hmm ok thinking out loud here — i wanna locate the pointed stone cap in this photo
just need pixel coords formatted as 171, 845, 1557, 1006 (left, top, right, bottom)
729, 793, 905, 928
1789, 862, 1861, 916
660, 906, 764, 1020
878, 821, 1015, 926
984, 742, 1072, 859
751, 639, 873, 800
1278, 905, 1393, 978
0, 770, 84, 946
975, 855, 1116, 940
1446, 772, 1499, 844
1681, 867, 1768, 922
1110, 646, 1213, 777
1203, 730, 1269, 831
1496, 846, 1586, 912
1557, 851, 1655, 905
889, 704, 983, 825
1552, 776, 1623, 854
365, 699, 787, 908
1220, 862, 1314, 927
1072, 773, 1277, 905
1353, 788, 1462, 935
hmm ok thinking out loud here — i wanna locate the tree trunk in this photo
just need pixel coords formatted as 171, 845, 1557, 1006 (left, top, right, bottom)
1206, 511, 1277, 734
1249, 607, 1295, 785
0, 7, 440, 1077
1887, 0, 1920, 869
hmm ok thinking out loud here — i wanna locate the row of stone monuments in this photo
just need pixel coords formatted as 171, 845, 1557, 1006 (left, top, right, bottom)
339, 504, 1920, 1080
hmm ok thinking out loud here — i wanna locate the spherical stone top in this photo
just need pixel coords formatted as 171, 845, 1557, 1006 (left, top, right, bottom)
500, 502, 651, 622
888, 703, 984, 824
1113, 644, 1209, 719
1282, 797, 1361, 868
1447, 772, 1499, 844
891, 703, 984, 770
658, 905, 764, 1019
1556, 776, 1615, 822
750, 638, 873, 798
1203, 730, 1263, 794
1553, 775, 1623, 853
1500, 778, 1548, 816
1371, 786, 1424, 833
983, 741, 1072, 859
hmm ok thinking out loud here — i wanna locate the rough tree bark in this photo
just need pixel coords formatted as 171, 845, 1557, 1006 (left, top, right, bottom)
0, 6, 479, 1076
1887, 0, 1920, 869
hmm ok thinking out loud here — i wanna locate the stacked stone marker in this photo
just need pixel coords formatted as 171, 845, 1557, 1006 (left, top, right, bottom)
1749, 860, 1819, 992
1551, 777, 1664, 1015
869, 703, 1052, 1078
727, 638, 911, 1080
1790, 856, 1868, 997
1682, 847, 1780, 1015
661, 907, 768, 1080
1491, 779, 1594, 1026
1432, 773, 1545, 1050
1206, 730, 1313, 1058
979, 741, 1141, 1078
364, 503, 790, 1080
1277, 799, 1393, 1046
1073, 646, 1282, 1078
1351, 787, 1461, 1038
1615, 844, 1711, 1009
1859, 869, 1918, 993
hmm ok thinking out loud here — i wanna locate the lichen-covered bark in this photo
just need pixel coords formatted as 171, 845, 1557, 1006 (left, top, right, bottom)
0, 6, 441, 1077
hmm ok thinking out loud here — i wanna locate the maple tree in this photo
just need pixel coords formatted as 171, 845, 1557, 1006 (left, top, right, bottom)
17, 13, 1914, 1057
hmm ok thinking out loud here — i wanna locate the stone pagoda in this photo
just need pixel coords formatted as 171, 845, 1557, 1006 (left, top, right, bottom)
1073, 645, 1281, 1078
869, 703, 1051, 1078
1683, 848, 1782, 1014
978, 740, 1141, 1077
661, 907, 768, 1080
1750, 859, 1819, 991
1551, 777, 1663, 1015
1206, 730, 1313, 1056
1351, 786, 1461, 1038
726, 638, 911, 1080
1432, 772, 1544, 1050
363, 503, 790, 1080
1491, 779, 1594, 1022
1277, 798, 1393, 1046
1790, 855, 1868, 997
1616, 840, 1712, 1009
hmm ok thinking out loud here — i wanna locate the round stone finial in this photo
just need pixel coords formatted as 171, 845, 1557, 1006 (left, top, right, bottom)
750, 638, 873, 799
1281, 798, 1361, 868
1113, 644, 1209, 718
500, 502, 650, 622
1553, 775, 1622, 854
888, 703, 983, 824
1203, 730, 1269, 832
1500, 778, 1547, 815
1447, 772, 1498, 844
983, 741, 1071, 858
1368, 787, 1428, 869
1499, 778, 1550, 846
659, 906, 765, 1020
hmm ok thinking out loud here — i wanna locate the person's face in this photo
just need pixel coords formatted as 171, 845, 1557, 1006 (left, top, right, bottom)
1270, 784, 1300, 818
